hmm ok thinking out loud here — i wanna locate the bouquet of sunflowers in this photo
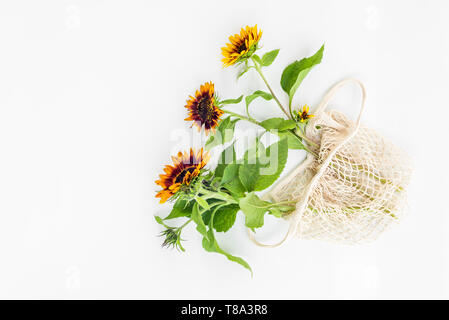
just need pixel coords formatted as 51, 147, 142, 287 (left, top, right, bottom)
154, 25, 412, 275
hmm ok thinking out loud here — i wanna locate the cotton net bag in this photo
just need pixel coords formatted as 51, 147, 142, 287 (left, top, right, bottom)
250, 78, 412, 247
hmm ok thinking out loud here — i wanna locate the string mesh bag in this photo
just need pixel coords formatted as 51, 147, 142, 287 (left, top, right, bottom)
250, 78, 412, 247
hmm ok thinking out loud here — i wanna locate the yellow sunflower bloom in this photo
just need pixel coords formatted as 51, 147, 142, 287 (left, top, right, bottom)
295, 104, 315, 123
185, 82, 224, 135
155, 148, 209, 203
221, 25, 262, 67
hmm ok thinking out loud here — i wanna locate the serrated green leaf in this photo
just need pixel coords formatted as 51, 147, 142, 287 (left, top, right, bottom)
242, 137, 266, 163
280, 44, 324, 104
164, 199, 194, 220
261, 49, 280, 66
223, 178, 246, 198
239, 192, 273, 229
239, 162, 260, 192
211, 204, 239, 232
220, 95, 243, 105
254, 137, 288, 191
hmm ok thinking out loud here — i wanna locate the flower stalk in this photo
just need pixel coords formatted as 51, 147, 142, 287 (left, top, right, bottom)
155, 25, 332, 274
251, 57, 291, 119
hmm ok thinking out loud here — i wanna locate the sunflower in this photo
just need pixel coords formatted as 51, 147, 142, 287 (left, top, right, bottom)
221, 25, 262, 67
155, 148, 209, 203
294, 104, 315, 123
185, 82, 224, 134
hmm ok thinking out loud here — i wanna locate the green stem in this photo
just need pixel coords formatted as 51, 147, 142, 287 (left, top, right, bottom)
179, 218, 192, 230
223, 107, 320, 158
294, 127, 318, 148
251, 57, 291, 119
288, 99, 294, 119
272, 200, 297, 206
198, 187, 238, 204
222, 109, 261, 126
289, 129, 318, 157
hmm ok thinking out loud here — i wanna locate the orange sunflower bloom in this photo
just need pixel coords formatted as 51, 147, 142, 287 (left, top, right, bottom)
221, 25, 262, 67
295, 104, 314, 123
185, 82, 224, 135
155, 148, 209, 203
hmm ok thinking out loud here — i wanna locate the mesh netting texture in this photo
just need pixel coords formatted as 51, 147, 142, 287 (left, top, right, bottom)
258, 79, 412, 246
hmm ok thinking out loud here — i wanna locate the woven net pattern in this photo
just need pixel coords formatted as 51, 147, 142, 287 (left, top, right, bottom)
266, 108, 412, 244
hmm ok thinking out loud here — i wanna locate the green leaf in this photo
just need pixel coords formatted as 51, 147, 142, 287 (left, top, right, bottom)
164, 199, 194, 220
261, 49, 280, 67
278, 120, 297, 131
154, 215, 165, 226
222, 178, 246, 198
223, 119, 239, 143
254, 137, 288, 191
205, 117, 239, 150
260, 117, 296, 131
280, 44, 324, 104
277, 130, 305, 150
242, 137, 266, 164
252, 54, 262, 65
245, 90, 273, 117
268, 207, 283, 218
215, 143, 236, 178
195, 197, 210, 210
236, 137, 266, 192
205, 117, 230, 149
239, 162, 260, 192
237, 68, 250, 79
191, 203, 209, 240
245, 90, 273, 110
275, 205, 296, 212
221, 163, 239, 185
202, 225, 252, 275
220, 95, 243, 105
260, 118, 283, 131
206, 204, 239, 232
260, 118, 284, 131
239, 192, 273, 229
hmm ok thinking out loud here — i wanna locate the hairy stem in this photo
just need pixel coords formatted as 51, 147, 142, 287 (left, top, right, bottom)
179, 218, 192, 230
289, 129, 318, 157
294, 126, 319, 148
251, 57, 291, 119
222, 109, 261, 126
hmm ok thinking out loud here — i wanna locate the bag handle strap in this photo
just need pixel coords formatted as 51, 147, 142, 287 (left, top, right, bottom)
248, 78, 367, 248
315, 78, 366, 125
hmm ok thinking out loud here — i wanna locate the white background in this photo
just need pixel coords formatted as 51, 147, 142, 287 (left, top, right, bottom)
0, 0, 448, 299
